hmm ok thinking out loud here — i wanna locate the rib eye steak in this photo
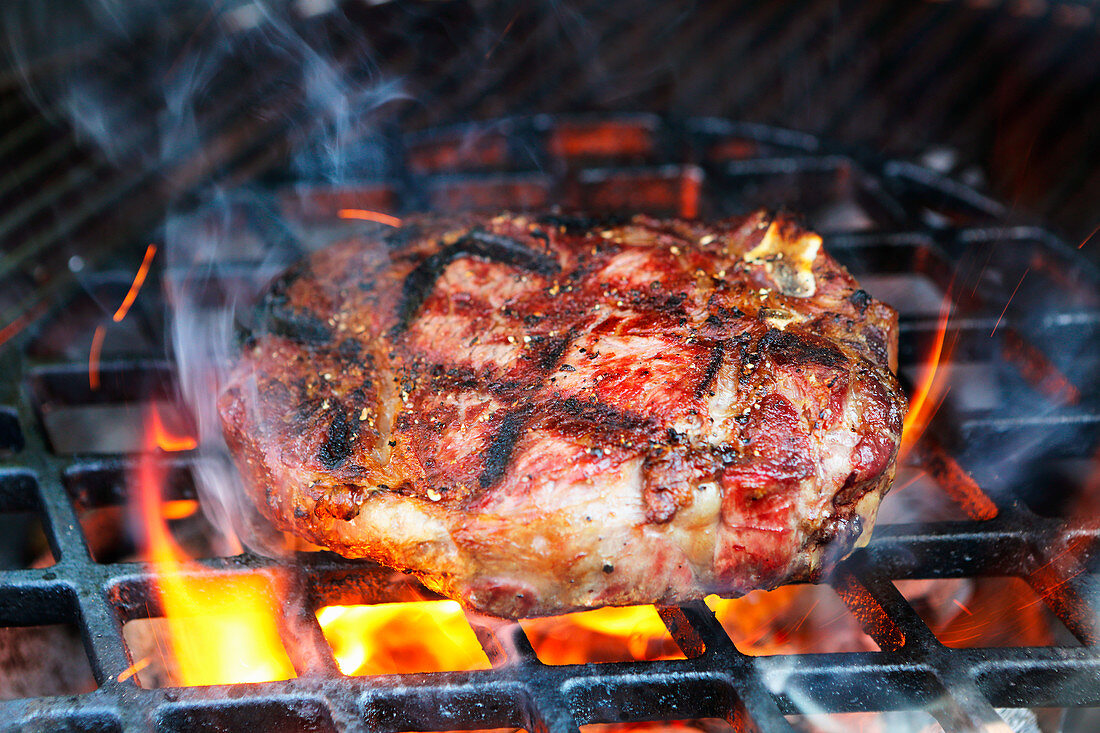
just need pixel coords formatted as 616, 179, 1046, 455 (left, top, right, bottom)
219, 211, 906, 618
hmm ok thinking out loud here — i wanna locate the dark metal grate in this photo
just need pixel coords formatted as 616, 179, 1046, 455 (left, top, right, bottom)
1, 116, 1099, 732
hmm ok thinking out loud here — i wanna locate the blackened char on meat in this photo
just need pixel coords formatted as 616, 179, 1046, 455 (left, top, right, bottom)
219, 211, 906, 618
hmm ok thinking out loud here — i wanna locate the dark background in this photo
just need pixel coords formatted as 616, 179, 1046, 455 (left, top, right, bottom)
0, 0, 1097, 330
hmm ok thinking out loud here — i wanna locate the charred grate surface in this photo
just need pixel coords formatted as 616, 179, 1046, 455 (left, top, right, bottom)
0, 118, 1098, 731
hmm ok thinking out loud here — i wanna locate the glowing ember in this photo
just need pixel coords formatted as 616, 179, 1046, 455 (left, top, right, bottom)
337, 208, 403, 227
113, 244, 157, 322
132, 406, 293, 687
520, 605, 685, 665
706, 586, 879, 656
88, 325, 106, 390
894, 577, 1068, 649
917, 438, 997, 521
316, 601, 490, 675
89, 243, 158, 392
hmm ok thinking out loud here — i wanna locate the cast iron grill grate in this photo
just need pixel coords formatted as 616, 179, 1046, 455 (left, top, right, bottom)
0, 116, 1099, 732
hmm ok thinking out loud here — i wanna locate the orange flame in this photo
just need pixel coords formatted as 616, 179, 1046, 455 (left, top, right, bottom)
899, 291, 954, 462
148, 406, 198, 452
133, 405, 294, 687
113, 244, 157, 322
161, 499, 200, 520
337, 209, 402, 227
520, 606, 685, 665
895, 577, 1057, 649
316, 601, 490, 675
706, 587, 880, 656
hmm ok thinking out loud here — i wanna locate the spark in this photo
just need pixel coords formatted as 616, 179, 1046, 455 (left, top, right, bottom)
1018, 568, 1085, 609
485, 13, 520, 60
117, 657, 150, 683
893, 470, 927, 492
969, 247, 995, 298
0, 302, 48, 349
952, 599, 973, 616
113, 244, 157, 322
788, 599, 820, 634
1078, 222, 1100, 250
89, 325, 106, 390
942, 630, 986, 645
337, 209, 402, 227
990, 266, 1029, 337
1030, 537, 1091, 574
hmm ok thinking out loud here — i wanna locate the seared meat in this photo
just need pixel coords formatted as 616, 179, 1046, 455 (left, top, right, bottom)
219, 211, 906, 618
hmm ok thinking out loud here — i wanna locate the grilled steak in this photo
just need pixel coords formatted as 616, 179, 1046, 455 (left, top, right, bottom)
219, 211, 906, 618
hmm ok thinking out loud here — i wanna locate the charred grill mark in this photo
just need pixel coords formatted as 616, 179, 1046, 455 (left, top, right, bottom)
337, 338, 362, 358
269, 309, 334, 345
393, 255, 453, 336
848, 289, 872, 314
695, 341, 726, 398
759, 328, 847, 369
463, 230, 562, 276
480, 410, 527, 489
539, 334, 571, 369
251, 262, 336, 346
428, 364, 480, 390
267, 260, 310, 299
391, 229, 561, 336
648, 292, 687, 319
318, 406, 353, 469
551, 396, 652, 434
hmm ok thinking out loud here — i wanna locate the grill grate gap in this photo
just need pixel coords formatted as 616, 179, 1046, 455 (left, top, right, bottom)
0, 115, 1095, 731
894, 576, 1081, 649
0, 622, 97, 700
521, 606, 687, 666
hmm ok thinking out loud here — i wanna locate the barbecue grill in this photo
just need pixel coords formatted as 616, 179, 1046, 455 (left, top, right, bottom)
1, 1, 1099, 732
0, 114, 1096, 732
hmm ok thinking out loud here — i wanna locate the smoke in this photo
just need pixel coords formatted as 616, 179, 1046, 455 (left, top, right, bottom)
2, 0, 409, 552
160, 8, 406, 552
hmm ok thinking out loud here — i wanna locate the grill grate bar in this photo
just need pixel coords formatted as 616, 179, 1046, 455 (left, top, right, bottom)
0, 115, 1098, 731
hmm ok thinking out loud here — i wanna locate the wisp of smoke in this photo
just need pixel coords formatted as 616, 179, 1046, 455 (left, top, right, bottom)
4, 0, 408, 552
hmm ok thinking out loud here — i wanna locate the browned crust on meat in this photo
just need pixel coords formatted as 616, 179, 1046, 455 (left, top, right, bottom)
219, 211, 906, 617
